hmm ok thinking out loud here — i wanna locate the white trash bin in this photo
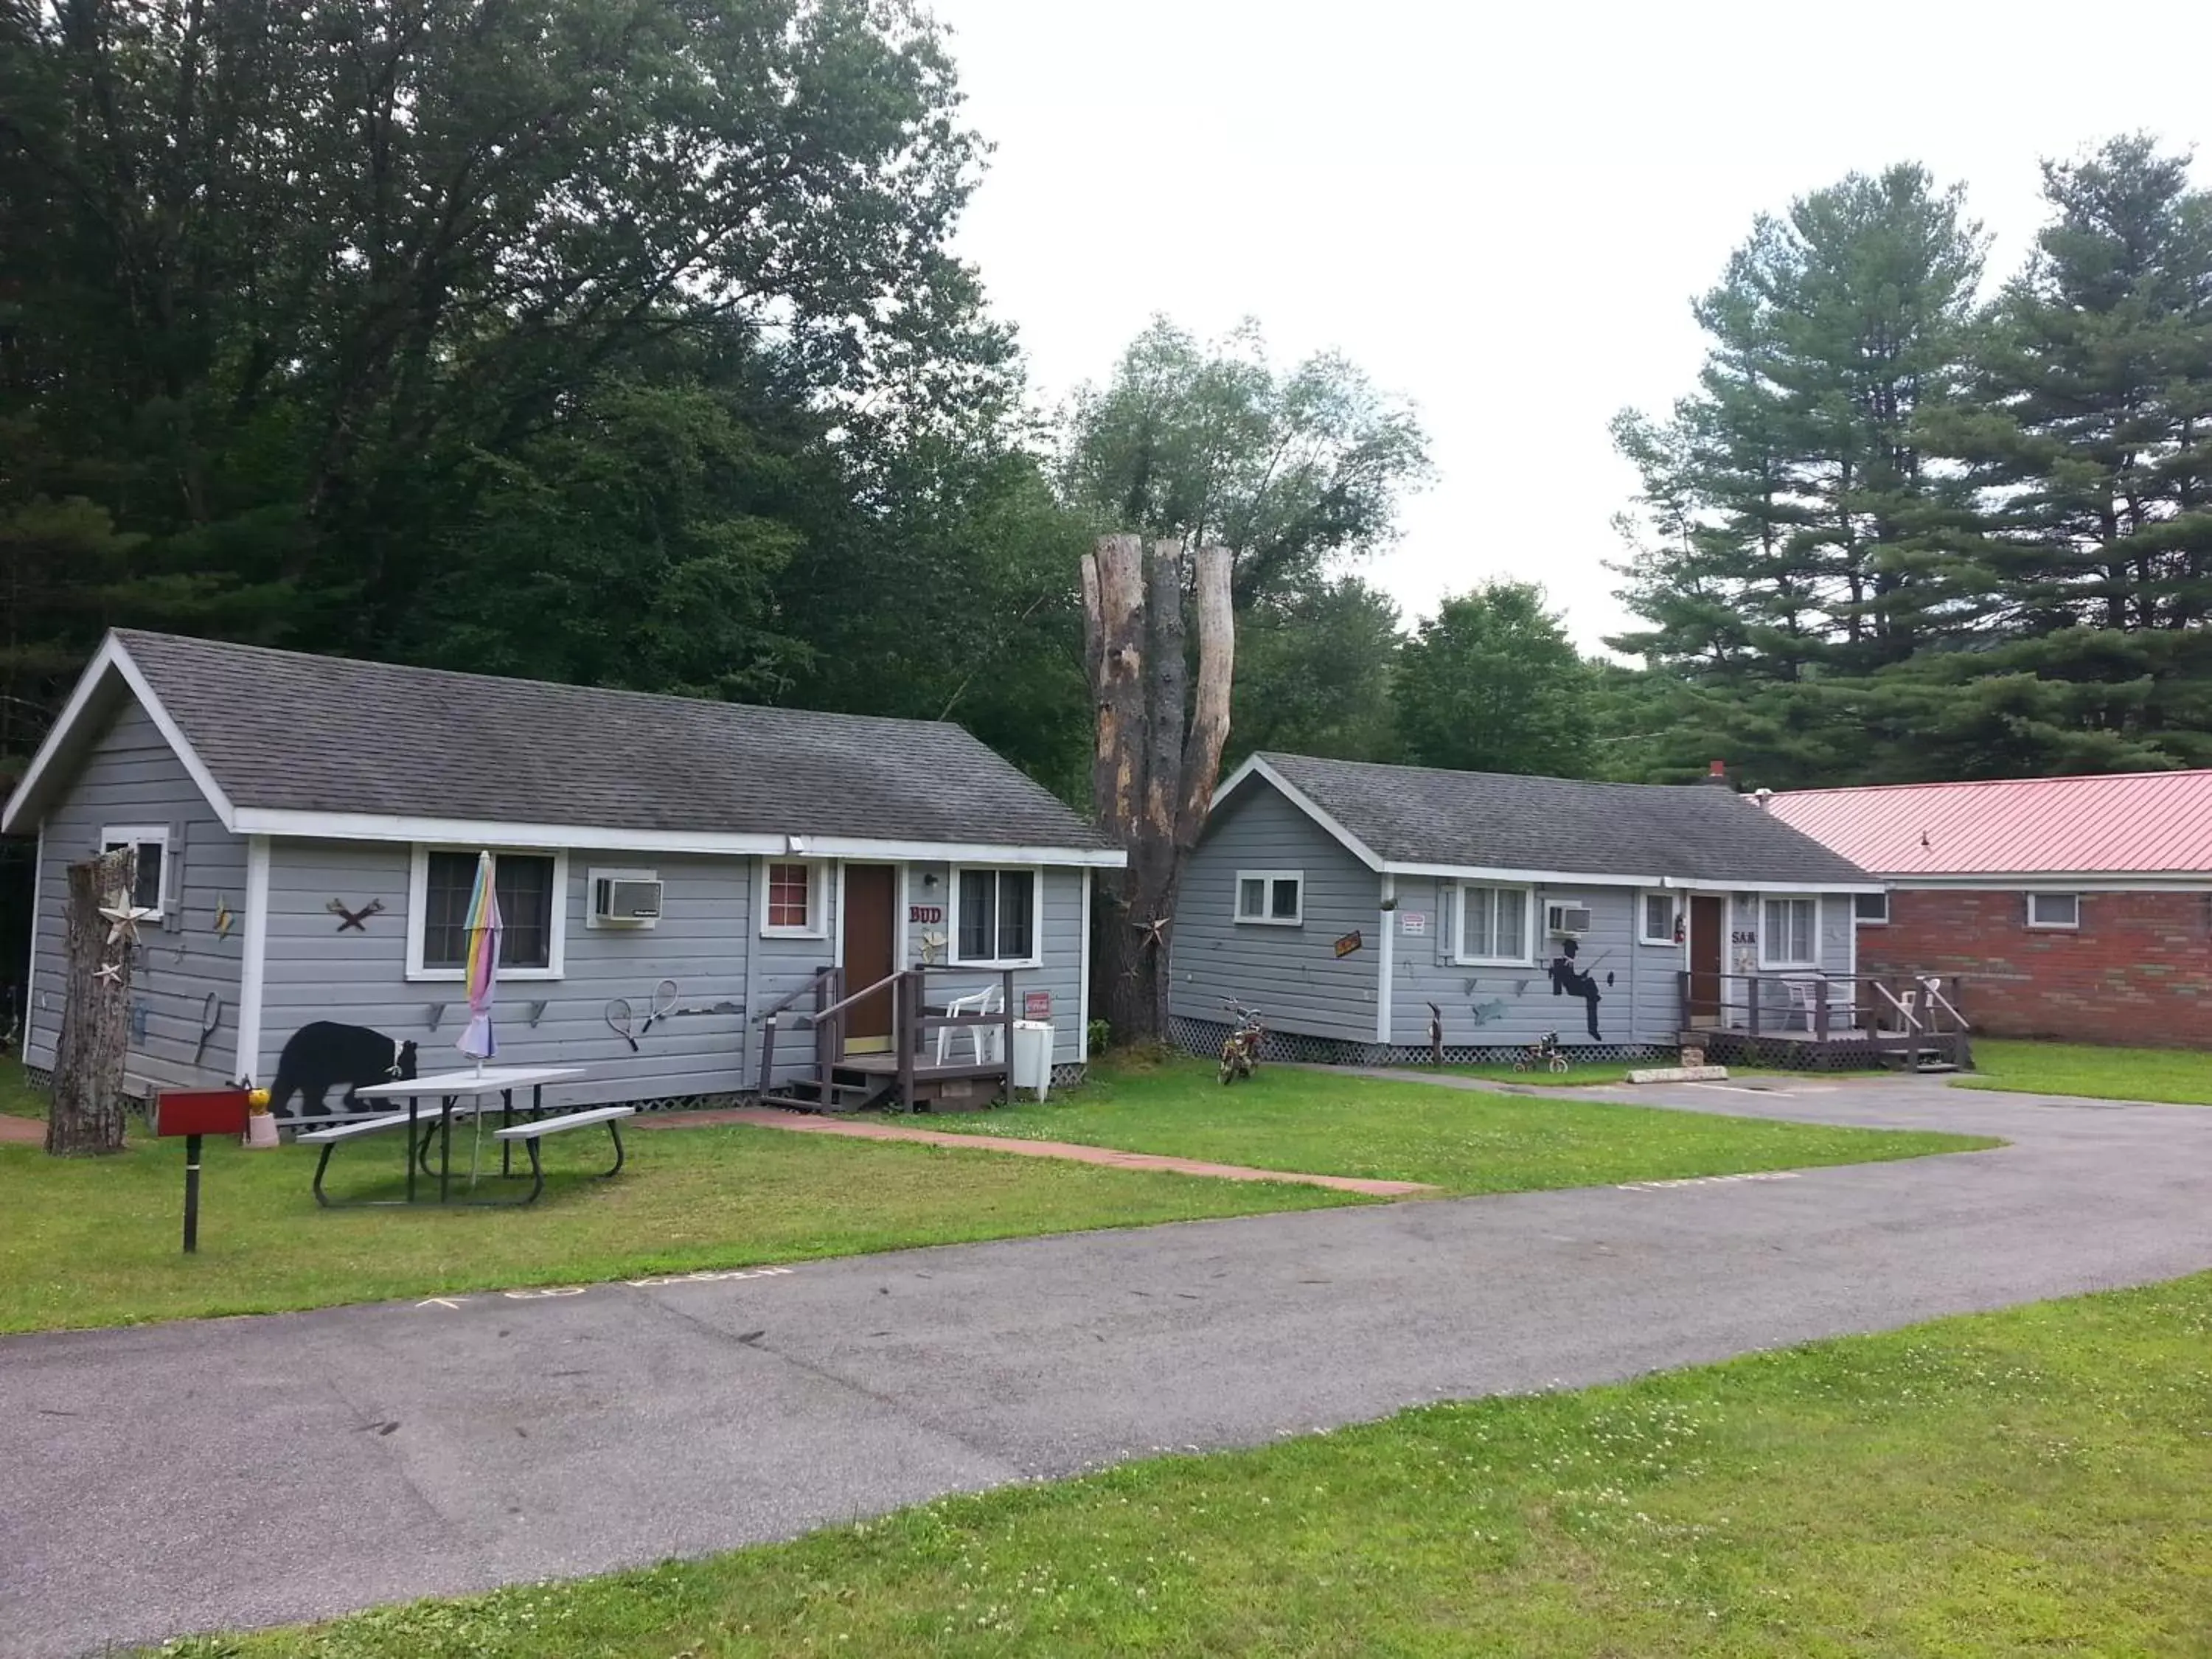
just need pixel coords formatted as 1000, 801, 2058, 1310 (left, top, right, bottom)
1009, 1019, 1054, 1102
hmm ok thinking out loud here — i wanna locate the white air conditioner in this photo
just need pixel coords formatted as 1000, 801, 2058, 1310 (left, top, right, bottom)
1546, 902, 1593, 938
593, 877, 664, 924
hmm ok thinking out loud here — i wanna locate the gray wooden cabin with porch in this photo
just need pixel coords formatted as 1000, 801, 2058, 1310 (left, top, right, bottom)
6, 631, 1121, 1117
1168, 754, 1956, 1069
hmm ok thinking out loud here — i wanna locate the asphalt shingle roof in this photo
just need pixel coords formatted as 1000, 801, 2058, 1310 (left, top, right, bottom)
1255, 753, 1871, 886
114, 631, 1110, 849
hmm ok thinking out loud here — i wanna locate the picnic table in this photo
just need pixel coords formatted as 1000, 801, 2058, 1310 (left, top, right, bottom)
299, 1065, 629, 1208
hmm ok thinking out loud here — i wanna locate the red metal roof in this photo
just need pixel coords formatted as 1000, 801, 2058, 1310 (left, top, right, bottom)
1765, 771, 2212, 877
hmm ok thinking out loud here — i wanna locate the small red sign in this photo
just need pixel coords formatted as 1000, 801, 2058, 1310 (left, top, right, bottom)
156, 1089, 253, 1138
1023, 991, 1052, 1019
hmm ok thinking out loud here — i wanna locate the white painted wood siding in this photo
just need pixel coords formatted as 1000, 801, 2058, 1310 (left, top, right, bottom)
25, 699, 246, 1091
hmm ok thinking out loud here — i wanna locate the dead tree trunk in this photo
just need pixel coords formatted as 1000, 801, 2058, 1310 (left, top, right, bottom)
48, 849, 135, 1156
1083, 535, 1235, 1046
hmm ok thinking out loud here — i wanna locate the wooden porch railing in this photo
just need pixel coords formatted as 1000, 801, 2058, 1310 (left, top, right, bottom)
1677, 970, 1971, 1066
756, 963, 1020, 1112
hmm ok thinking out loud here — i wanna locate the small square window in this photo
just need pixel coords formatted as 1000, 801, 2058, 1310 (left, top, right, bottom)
100, 826, 170, 917
765, 862, 820, 935
953, 867, 1040, 964
1234, 871, 1304, 927
2027, 892, 2080, 930
1760, 897, 1819, 969
421, 851, 555, 970
1639, 892, 1677, 946
1457, 884, 1531, 964
1854, 891, 1890, 925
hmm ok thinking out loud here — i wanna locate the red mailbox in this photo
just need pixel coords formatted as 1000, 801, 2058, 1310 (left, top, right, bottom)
155, 1088, 254, 1253
155, 1089, 252, 1138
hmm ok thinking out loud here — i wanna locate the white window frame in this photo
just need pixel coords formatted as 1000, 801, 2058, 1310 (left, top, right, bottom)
1637, 890, 1677, 947
1758, 895, 1820, 970
759, 858, 828, 939
1234, 869, 1305, 927
99, 824, 172, 918
585, 866, 661, 931
1453, 881, 1535, 967
406, 845, 568, 981
1854, 891, 1890, 926
950, 863, 1044, 969
2026, 891, 2081, 931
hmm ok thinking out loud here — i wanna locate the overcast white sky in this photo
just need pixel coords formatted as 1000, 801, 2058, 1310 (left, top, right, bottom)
928, 0, 2212, 650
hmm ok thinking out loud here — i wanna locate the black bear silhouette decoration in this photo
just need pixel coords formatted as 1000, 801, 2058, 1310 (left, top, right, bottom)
268, 1022, 419, 1119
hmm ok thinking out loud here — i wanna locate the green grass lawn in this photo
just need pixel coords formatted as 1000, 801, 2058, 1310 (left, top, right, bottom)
0, 1060, 1351, 1335
154, 1272, 2212, 1658
934, 1056, 1994, 1194
1958, 1038, 2212, 1106
0, 1056, 1989, 1335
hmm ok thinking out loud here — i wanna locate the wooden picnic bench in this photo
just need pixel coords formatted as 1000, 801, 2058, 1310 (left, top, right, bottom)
302, 1065, 621, 1208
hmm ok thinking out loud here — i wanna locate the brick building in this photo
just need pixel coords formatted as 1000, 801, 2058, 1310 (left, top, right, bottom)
1767, 772, 2212, 1048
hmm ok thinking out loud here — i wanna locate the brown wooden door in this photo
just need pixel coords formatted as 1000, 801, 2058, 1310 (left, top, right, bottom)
841, 864, 898, 1052
1688, 894, 1724, 1021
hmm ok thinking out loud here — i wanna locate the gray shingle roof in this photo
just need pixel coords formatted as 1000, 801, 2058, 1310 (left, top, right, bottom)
114, 630, 1111, 849
1254, 753, 1871, 886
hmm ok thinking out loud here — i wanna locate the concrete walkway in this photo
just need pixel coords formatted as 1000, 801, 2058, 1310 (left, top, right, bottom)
636, 1105, 1433, 1196
6, 1074, 2211, 1657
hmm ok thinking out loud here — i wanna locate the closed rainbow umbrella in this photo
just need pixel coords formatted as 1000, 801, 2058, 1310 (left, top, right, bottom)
456, 850, 501, 1065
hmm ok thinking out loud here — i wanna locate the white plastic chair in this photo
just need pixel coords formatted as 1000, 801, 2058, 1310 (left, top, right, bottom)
1781, 977, 1822, 1032
936, 984, 1005, 1065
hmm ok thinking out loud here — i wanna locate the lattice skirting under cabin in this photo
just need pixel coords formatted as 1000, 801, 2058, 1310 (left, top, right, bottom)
1168, 1017, 1671, 1070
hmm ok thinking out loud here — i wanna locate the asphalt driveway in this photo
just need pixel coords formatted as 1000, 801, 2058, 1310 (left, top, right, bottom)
5, 1074, 2210, 1657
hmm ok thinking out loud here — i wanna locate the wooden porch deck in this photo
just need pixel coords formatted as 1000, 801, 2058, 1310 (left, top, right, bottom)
755, 964, 1017, 1113
1680, 972, 1972, 1073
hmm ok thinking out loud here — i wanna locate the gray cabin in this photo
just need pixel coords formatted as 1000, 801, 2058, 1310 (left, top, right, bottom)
6, 631, 1122, 1118
1169, 754, 1879, 1064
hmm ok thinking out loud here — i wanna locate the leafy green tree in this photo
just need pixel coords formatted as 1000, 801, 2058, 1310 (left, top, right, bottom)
1393, 583, 1597, 777
1057, 317, 1430, 605
1228, 578, 1402, 767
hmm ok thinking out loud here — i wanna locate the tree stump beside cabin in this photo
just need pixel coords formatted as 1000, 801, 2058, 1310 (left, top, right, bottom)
47, 848, 136, 1156
1081, 535, 1236, 1044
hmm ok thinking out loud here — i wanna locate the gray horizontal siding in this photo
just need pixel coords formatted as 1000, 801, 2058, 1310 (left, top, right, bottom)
260, 842, 754, 1112
25, 698, 246, 1093
904, 862, 1087, 1064
1388, 880, 1679, 1048
254, 845, 1098, 1109
1169, 785, 1380, 1043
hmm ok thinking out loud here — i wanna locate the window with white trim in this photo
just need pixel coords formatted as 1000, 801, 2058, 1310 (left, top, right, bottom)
761, 860, 826, 938
100, 825, 170, 916
1854, 891, 1890, 925
2027, 891, 2080, 930
1455, 883, 1532, 964
1759, 897, 1818, 968
953, 866, 1040, 965
1234, 870, 1304, 926
1638, 891, 1677, 946
408, 847, 566, 979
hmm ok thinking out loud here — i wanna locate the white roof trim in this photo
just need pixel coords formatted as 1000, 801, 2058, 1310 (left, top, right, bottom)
1212, 755, 1385, 871
229, 806, 1127, 866
1, 634, 238, 836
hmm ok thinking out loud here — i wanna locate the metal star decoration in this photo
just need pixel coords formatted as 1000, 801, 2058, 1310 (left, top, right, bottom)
98, 896, 158, 947
94, 961, 123, 985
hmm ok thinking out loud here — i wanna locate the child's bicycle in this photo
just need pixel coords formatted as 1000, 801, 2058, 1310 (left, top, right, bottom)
1513, 1031, 1570, 1074
1218, 1001, 1265, 1085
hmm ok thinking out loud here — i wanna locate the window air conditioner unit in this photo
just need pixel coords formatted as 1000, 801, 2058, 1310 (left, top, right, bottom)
594, 877, 664, 923
1546, 902, 1593, 938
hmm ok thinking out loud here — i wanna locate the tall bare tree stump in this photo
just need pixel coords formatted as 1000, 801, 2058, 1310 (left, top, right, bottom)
1082, 535, 1235, 1045
48, 848, 136, 1156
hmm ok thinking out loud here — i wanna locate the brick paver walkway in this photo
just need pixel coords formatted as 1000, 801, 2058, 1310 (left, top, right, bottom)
636, 1105, 1433, 1197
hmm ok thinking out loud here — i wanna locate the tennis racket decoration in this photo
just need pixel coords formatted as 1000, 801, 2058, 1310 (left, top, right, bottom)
639, 978, 678, 1037
605, 997, 639, 1052
192, 992, 223, 1063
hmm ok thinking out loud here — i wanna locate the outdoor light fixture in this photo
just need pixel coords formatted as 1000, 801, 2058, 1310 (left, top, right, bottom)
922, 872, 940, 889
